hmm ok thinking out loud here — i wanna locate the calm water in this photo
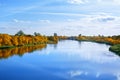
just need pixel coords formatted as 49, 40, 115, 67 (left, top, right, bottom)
0, 40, 120, 80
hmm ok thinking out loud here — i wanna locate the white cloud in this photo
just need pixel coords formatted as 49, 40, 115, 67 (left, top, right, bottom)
114, 0, 120, 4
116, 73, 120, 80
97, 0, 120, 5
38, 20, 51, 23
13, 19, 19, 23
13, 19, 50, 23
34, 12, 87, 17
13, 19, 31, 23
1, 13, 120, 36
88, 14, 116, 23
67, 0, 88, 4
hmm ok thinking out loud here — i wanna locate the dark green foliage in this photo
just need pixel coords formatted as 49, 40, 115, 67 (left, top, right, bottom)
79, 34, 82, 37
47, 36, 58, 43
15, 30, 25, 36
109, 44, 120, 55
54, 33, 57, 37
111, 35, 120, 40
34, 32, 41, 36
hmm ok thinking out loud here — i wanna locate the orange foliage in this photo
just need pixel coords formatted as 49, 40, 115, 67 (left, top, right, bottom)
0, 34, 48, 47
77, 35, 120, 45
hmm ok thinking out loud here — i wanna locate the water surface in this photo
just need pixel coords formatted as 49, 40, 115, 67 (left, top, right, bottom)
0, 40, 120, 80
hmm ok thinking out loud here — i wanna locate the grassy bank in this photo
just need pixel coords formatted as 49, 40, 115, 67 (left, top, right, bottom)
0, 39, 57, 49
0, 46, 15, 49
109, 44, 120, 55
0, 43, 47, 49
78, 39, 120, 55
75, 35, 120, 55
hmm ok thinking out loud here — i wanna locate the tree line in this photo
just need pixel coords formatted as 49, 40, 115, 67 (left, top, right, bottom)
76, 34, 120, 45
0, 30, 58, 47
0, 31, 120, 55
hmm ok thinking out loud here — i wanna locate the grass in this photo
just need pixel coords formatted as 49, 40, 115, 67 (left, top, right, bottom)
77, 39, 120, 56
0, 43, 47, 49
0, 40, 57, 50
0, 46, 15, 49
109, 44, 120, 55
47, 40, 58, 44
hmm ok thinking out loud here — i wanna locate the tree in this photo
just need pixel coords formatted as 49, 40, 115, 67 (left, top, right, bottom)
11, 36, 18, 46
54, 33, 58, 43
2, 34, 12, 46
79, 34, 82, 37
34, 32, 41, 36
54, 33, 57, 37
15, 30, 25, 36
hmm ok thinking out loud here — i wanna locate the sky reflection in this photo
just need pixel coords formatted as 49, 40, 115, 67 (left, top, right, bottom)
0, 40, 120, 80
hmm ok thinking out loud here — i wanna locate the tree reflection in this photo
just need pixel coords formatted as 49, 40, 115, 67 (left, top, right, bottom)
0, 44, 46, 59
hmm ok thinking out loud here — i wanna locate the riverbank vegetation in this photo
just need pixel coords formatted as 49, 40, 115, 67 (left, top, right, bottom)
0, 30, 58, 49
58, 34, 120, 54
0, 31, 120, 55
76, 34, 120, 54
109, 44, 120, 56
76, 34, 120, 45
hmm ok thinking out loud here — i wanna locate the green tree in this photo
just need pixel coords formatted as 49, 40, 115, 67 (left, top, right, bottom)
78, 34, 82, 37
54, 33, 57, 37
34, 32, 41, 36
15, 30, 25, 36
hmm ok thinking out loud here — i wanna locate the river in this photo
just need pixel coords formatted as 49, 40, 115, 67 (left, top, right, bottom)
0, 40, 120, 80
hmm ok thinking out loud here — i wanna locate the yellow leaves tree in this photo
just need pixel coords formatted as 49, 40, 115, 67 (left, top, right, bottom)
11, 36, 18, 46
2, 34, 12, 46
0, 35, 3, 46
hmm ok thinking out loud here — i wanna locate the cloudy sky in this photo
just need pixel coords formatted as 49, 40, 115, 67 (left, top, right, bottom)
0, 0, 120, 36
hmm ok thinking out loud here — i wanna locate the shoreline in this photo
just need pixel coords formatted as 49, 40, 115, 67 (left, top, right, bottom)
0, 40, 57, 49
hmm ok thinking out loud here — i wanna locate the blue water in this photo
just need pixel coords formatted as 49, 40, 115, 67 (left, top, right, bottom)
0, 40, 120, 80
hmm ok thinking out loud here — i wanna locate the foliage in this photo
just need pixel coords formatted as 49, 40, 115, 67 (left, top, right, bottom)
0, 31, 120, 55
76, 34, 120, 55
76, 35, 120, 45
0, 31, 58, 47
34, 32, 41, 36
54, 33, 57, 37
47, 36, 58, 43
15, 30, 25, 36
109, 44, 120, 55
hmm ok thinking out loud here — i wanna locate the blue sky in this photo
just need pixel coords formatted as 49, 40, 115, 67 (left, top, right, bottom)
0, 0, 120, 36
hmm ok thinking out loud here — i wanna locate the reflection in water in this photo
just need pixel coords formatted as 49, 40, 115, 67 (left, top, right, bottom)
53, 44, 57, 49
50, 41, 119, 63
0, 40, 120, 80
0, 44, 46, 59
68, 70, 83, 77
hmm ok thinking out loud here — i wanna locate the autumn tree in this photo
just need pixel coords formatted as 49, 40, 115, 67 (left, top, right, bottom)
2, 34, 12, 46
11, 36, 18, 46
